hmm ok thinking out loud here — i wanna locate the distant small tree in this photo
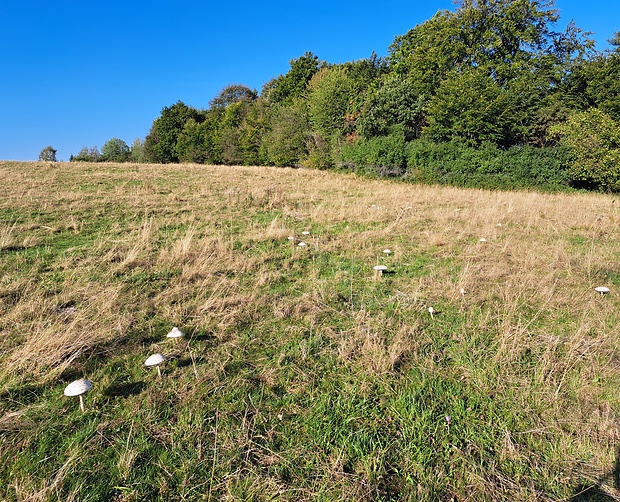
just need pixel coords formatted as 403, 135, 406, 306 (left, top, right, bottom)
101, 138, 130, 162
38, 146, 57, 162
130, 138, 146, 163
71, 146, 101, 162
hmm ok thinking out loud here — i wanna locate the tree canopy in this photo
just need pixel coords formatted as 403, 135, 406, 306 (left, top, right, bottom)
109, 0, 619, 191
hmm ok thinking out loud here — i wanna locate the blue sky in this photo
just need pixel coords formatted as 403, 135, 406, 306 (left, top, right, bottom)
1, 1, 618, 161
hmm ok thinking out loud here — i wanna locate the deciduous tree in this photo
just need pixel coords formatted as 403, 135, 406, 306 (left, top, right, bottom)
144, 101, 202, 163
38, 146, 57, 162
101, 138, 130, 162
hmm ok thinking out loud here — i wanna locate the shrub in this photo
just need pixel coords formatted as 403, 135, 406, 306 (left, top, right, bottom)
551, 108, 620, 191
338, 128, 407, 177
405, 139, 572, 191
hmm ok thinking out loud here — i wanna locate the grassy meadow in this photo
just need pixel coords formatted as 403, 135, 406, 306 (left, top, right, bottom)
1, 161, 619, 501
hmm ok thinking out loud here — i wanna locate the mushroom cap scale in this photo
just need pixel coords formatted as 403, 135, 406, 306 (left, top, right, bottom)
145, 353, 166, 367
166, 327, 185, 338
64, 378, 93, 397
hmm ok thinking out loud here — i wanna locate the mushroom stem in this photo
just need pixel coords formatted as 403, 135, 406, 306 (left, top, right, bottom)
79, 395, 85, 412
157, 366, 162, 377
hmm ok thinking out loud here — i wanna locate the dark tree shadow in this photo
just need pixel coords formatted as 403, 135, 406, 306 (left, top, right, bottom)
570, 447, 620, 501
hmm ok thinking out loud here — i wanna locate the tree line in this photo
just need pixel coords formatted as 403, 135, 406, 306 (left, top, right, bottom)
51, 0, 620, 191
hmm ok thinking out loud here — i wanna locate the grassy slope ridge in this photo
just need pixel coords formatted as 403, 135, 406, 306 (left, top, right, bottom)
1, 161, 619, 501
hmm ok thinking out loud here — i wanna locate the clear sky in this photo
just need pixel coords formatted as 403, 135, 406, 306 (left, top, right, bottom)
1, 1, 618, 161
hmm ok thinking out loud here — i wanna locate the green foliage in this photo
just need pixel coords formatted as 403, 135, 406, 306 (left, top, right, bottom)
100, 138, 130, 162
237, 100, 268, 166
38, 145, 57, 162
424, 67, 515, 147
144, 101, 202, 164
176, 115, 219, 164
388, 10, 463, 95
84, 0, 613, 195
357, 74, 425, 141
552, 108, 620, 191
571, 52, 620, 122
260, 101, 310, 167
209, 84, 257, 109
388, 0, 594, 147
303, 132, 333, 170
306, 66, 356, 139
267, 52, 323, 105
339, 128, 407, 177
405, 139, 572, 190
130, 138, 146, 163
71, 146, 101, 162
341, 52, 388, 89
390, 0, 589, 84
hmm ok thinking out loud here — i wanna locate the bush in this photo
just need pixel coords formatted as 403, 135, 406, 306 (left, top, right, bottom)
338, 128, 407, 177
551, 108, 620, 191
405, 140, 572, 191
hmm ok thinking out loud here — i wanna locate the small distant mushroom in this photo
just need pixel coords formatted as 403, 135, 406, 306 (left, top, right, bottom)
64, 378, 93, 412
383, 249, 392, 255
460, 288, 466, 296
145, 353, 166, 377
428, 307, 435, 319
297, 241, 307, 248
373, 265, 388, 278
479, 238, 487, 243
302, 231, 310, 236
166, 327, 185, 339
497, 223, 502, 227
595, 286, 610, 295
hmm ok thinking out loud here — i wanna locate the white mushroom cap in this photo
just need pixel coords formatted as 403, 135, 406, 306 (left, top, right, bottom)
302, 231, 310, 235
166, 327, 185, 338
145, 353, 166, 367
64, 378, 93, 397
479, 238, 487, 243
428, 307, 435, 314
460, 288, 466, 295
374, 265, 388, 271
383, 249, 392, 255
297, 241, 307, 247
595, 286, 610, 294
287, 236, 295, 241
